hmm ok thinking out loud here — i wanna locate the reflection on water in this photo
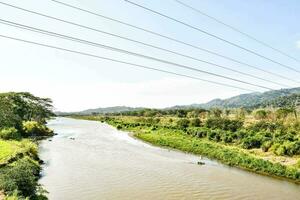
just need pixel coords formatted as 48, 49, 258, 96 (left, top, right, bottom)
39, 118, 300, 200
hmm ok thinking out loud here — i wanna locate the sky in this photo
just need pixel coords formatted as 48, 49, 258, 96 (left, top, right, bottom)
0, 0, 300, 112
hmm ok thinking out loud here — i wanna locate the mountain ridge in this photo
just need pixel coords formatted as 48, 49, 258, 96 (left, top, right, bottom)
57, 87, 300, 115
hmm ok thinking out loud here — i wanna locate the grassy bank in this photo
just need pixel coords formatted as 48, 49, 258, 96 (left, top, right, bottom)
0, 140, 37, 167
73, 115, 300, 183
0, 140, 46, 200
0, 92, 55, 199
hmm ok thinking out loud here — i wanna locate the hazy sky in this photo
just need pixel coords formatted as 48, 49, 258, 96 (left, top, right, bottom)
0, 0, 300, 111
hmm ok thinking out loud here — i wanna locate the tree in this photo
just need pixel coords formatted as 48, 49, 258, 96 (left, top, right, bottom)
0, 94, 22, 129
0, 92, 54, 130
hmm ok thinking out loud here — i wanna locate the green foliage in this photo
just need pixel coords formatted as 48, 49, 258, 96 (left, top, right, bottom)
116, 124, 123, 130
0, 92, 54, 134
276, 108, 294, 120
205, 118, 243, 132
22, 121, 53, 137
0, 157, 40, 198
242, 136, 263, 149
0, 128, 20, 140
189, 118, 201, 127
0, 96, 22, 130
176, 118, 190, 129
254, 109, 269, 120
187, 127, 210, 138
0, 139, 38, 166
262, 141, 273, 152
248, 121, 284, 132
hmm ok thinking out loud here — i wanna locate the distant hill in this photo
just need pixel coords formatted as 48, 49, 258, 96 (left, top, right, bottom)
168, 87, 300, 109
57, 87, 300, 115
56, 106, 144, 116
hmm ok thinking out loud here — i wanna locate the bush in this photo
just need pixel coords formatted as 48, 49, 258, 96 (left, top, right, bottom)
234, 129, 248, 140
284, 141, 300, 156
176, 118, 190, 129
0, 157, 40, 197
22, 121, 53, 137
207, 130, 221, 142
116, 124, 123, 130
242, 135, 263, 149
187, 127, 209, 138
274, 145, 286, 156
0, 128, 20, 140
221, 131, 233, 143
189, 118, 201, 127
205, 118, 243, 132
262, 141, 272, 152
248, 121, 284, 132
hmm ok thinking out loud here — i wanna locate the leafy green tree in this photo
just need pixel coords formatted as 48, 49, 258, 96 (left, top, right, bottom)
0, 95, 22, 129
0, 92, 54, 128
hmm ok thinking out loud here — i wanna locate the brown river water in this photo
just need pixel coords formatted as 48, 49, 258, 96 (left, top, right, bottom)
39, 118, 300, 200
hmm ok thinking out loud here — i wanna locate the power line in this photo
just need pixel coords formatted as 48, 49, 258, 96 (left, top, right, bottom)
124, 0, 300, 74
48, 0, 297, 87
2, 1, 297, 85
0, 20, 274, 90
0, 18, 290, 88
173, 0, 300, 64
0, 34, 257, 92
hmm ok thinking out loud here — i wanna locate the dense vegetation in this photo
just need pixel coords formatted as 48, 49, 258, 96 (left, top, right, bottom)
0, 92, 54, 199
73, 104, 300, 183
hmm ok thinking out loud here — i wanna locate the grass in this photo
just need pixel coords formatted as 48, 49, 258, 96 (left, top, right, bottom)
0, 139, 37, 166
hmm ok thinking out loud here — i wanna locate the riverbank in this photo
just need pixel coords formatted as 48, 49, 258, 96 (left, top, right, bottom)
0, 92, 55, 199
0, 139, 46, 199
72, 115, 300, 184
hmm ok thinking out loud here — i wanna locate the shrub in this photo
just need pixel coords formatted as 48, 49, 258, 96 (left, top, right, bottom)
0, 157, 40, 197
187, 127, 209, 138
22, 121, 53, 137
280, 141, 300, 156
274, 145, 286, 156
234, 129, 248, 140
205, 118, 243, 132
207, 130, 221, 142
242, 135, 262, 149
116, 124, 123, 130
189, 118, 201, 127
0, 127, 20, 140
248, 121, 284, 132
176, 118, 190, 129
221, 131, 233, 143
262, 141, 272, 152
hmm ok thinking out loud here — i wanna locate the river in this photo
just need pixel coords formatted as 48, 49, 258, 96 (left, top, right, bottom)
39, 118, 300, 200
